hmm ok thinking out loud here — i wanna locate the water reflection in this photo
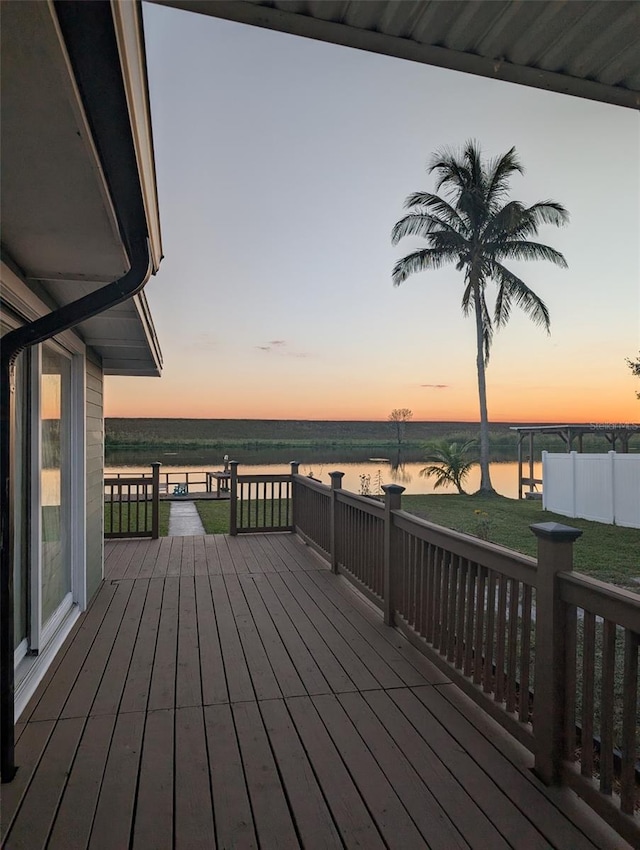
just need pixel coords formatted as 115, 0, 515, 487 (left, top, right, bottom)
106, 444, 519, 468
106, 447, 541, 500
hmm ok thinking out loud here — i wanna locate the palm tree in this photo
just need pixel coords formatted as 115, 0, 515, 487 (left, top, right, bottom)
392, 141, 569, 493
420, 439, 477, 495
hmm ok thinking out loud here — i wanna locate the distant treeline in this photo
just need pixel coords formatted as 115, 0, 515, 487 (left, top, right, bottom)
105, 418, 612, 453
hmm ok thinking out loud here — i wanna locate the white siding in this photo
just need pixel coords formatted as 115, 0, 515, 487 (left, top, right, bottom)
86, 351, 104, 600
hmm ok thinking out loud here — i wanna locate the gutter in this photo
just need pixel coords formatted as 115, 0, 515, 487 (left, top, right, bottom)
0, 238, 151, 781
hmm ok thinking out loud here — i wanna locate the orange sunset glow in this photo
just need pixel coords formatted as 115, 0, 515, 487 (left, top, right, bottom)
106, 367, 639, 424
105, 5, 639, 427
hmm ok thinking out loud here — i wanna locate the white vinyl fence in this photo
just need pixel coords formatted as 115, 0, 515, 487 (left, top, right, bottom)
542, 451, 640, 528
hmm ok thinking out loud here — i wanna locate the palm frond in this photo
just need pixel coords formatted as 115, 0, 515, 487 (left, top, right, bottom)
486, 200, 569, 243
429, 230, 468, 253
420, 438, 477, 493
479, 289, 494, 363
485, 147, 524, 208
391, 247, 458, 286
489, 261, 551, 331
428, 146, 473, 198
463, 140, 485, 197
402, 192, 469, 233
461, 278, 473, 315
491, 240, 568, 268
391, 213, 464, 246
525, 201, 569, 227
493, 280, 512, 328
483, 201, 527, 240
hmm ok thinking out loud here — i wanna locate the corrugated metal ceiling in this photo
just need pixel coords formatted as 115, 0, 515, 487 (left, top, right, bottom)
152, 0, 640, 109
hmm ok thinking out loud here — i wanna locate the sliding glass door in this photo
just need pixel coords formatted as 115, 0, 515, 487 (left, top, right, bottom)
40, 344, 72, 633
0, 319, 28, 660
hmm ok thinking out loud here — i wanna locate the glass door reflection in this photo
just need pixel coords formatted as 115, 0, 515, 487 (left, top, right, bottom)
40, 345, 71, 628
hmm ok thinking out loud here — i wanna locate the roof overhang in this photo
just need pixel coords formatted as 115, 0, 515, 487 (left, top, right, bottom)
0, 0, 163, 376
149, 0, 640, 110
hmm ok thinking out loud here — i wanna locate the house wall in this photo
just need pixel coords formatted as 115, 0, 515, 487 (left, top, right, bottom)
86, 350, 104, 601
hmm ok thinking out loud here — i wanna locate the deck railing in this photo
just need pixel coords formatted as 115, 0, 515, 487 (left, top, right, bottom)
107, 468, 229, 496
282, 471, 639, 844
229, 461, 293, 534
104, 462, 160, 539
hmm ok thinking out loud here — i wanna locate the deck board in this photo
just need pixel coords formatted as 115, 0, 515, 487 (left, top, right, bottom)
29, 581, 119, 723
362, 688, 509, 849
47, 714, 116, 850
132, 708, 174, 850
258, 698, 343, 850
61, 580, 135, 719
204, 702, 258, 849
4, 533, 631, 850
88, 711, 145, 850
233, 700, 300, 849
312, 692, 427, 847
148, 575, 179, 711
118, 577, 163, 713
90, 579, 150, 716
176, 577, 202, 708
337, 690, 471, 850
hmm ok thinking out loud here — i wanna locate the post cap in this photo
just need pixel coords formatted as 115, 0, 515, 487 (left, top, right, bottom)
530, 522, 583, 542
151, 461, 162, 468
382, 484, 405, 495
329, 471, 345, 478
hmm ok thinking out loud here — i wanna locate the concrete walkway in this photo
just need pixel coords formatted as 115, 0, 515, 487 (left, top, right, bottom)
168, 500, 205, 536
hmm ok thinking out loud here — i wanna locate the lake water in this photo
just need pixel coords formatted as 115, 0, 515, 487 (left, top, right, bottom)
105, 448, 540, 499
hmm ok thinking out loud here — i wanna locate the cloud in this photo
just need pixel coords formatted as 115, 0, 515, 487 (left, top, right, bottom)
255, 339, 314, 358
187, 333, 218, 351
420, 383, 449, 389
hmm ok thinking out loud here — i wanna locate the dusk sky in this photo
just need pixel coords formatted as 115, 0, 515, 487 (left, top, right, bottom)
105, 2, 640, 423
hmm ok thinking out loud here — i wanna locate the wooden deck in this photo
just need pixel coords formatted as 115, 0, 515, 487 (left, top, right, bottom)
2, 534, 630, 850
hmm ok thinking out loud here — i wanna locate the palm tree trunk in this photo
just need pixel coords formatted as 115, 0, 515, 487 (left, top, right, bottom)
473, 282, 495, 494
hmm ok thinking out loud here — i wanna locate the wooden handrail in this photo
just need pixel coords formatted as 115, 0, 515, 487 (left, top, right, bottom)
559, 572, 640, 633
393, 511, 537, 584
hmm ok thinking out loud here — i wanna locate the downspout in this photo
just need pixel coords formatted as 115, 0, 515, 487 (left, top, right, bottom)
0, 237, 151, 781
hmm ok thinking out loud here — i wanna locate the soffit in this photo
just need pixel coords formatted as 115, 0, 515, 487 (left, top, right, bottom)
0, 1, 129, 281
150, 0, 640, 109
0, 1, 162, 377
42, 279, 163, 378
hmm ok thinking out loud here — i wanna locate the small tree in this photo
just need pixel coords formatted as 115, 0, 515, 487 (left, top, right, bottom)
420, 439, 477, 495
626, 353, 640, 398
388, 408, 413, 445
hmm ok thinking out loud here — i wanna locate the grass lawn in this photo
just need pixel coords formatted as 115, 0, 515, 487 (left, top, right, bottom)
194, 500, 232, 534
402, 494, 640, 591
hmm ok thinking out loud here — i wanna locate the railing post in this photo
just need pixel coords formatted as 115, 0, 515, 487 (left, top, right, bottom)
382, 484, 405, 626
530, 521, 582, 785
229, 461, 238, 536
329, 471, 344, 573
290, 461, 299, 531
151, 462, 161, 539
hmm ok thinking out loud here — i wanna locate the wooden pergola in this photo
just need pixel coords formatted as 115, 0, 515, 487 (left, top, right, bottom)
510, 424, 640, 499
